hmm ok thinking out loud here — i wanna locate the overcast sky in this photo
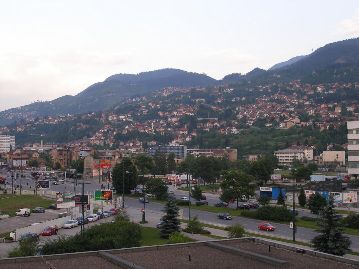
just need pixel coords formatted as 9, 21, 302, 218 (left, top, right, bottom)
0, 0, 358, 111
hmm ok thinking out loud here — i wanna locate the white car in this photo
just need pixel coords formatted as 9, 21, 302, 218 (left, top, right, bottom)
181, 196, 189, 201
15, 208, 31, 217
63, 220, 78, 229
86, 214, 99, 222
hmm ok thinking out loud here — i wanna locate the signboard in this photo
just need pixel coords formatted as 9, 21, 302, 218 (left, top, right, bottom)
289, 222, 293, 229
330, 192, 343, 204
37, 180, 49, 189
343, 192, 358, 204
94, 160, 112, 169
259, 187, 272, 192
57, 201, 75, 209
72, 195, 89, 205
95, 190, 113, 201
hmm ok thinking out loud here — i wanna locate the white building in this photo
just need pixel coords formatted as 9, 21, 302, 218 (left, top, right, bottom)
347, 121, 359, 177
274, 146, 314, 166
0, 135, 15, 153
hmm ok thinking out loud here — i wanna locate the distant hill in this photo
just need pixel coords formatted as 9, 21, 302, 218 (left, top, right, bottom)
269, 55, 307, 70
0, 68, 218, 125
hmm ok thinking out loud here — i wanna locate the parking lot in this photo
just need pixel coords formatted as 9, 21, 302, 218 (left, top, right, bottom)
0, 210, 63, 234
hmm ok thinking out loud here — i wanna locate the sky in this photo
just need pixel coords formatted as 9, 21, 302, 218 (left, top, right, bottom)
0, 0, 359, 111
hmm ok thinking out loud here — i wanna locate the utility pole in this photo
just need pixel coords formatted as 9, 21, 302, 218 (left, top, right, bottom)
188, 172, 191, 221
142, 174, 146, 223
292, 183, 296, 242
81, 180, 85, 234
20, 154, 22, 195
122, 167, 125, 208
11, 170, 14, 194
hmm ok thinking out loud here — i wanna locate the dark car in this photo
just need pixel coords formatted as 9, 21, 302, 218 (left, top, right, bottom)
32, 207, 45, 213
217, 213, 232, 220
195, 200, 209, 206
248, 202, 259, 209
215, 201, 228, 207
156, 220, 165, 228
237, 203, 251, 210
76, 216, 89, 225
48, 204, 58, 210
139, 197, 149, 203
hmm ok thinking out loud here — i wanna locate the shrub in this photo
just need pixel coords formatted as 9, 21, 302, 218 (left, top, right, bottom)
258, 196, 271, 206
308, 193, 327, 214
183, 217, 210, 234
228, 224, 245, 238
169, 232, 189, 243
9, 237, 39, 257
301, 216, 317, 222
341, 214, 359, 229
241, 206, 292, 222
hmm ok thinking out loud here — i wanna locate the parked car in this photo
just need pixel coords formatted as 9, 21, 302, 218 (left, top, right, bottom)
290, 209, 299, 216
181, 196, 189, 201
52, 181, 59, 185
63, 220, 79, 229
32, 207, 45, 213
217, 213, 232, 220
41, 226, 58, 236
237, 203, 251, 210
258, 223, 276, 231
109, 208, 120, 215
15, 208, 31, 217
215, 201, 228, 207
76, 216, 89, 225
48, 204, 58, 210
102, 211, 113, 217
247, 202, 259, 209
139, 197, 149, 203
156, 220, 165, 228
195, 200, 208, 206
86, 214, 99, 222
19, 233, 39, 241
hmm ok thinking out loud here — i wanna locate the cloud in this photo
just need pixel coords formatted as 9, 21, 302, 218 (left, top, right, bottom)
339, 9, 359, 36
0, 50, 133, 111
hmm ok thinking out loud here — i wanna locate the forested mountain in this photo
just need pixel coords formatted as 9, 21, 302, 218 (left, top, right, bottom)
1, 38, 359, 125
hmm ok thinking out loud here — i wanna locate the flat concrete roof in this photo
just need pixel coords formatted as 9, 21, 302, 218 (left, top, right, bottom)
0, 238, 357, 269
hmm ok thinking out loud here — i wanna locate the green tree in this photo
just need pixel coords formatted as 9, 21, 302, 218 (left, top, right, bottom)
308, 192, 327, 214
40, 153, 53, 168
250, 155, 277, 185
71, 159, 84, 174
298, 188, 306, 207
221, 170, 255, 208
134, 154, 154, 175
292, 165, 312, 181
153, 152, 167, 175
228, 224, 245, 238
145, 178, 168, 200
160, 198, 180, 239
258, 196, 271, 206
312, 197, 351, 256
277, 189, 285, 205
9, 237, 39, 257
191, 185, 203, 201
27, 159, 39, 168
166, 153, 176, 173
112, 158, 138, 194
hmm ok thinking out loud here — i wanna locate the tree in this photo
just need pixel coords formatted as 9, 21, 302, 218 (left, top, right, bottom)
258, 196, 271, 206
191, 185, 203, 201
112, 158, 138, 194
292, 165, 312, 181
166, 153, 176, 173
160, 198, 180, 239
308, 192, 327, 214
250, 155, 277, 185
228, 224, 245, 238
71, 159, 84, 174
277, 189, 285, 205
153, 153, 167, 175
134, 154, 154, 175
312, 197, 351, 256
221, 170, 255, 208
27, 159, 39, 168
145, 178, 168, 200
9, 236, 39, 257
298, 188, 306, 207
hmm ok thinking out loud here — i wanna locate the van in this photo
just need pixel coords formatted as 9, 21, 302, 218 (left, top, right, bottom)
15, 208, 31, 217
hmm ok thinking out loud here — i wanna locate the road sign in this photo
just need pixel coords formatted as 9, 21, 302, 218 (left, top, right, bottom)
289, 222, 294, 229
73, 195, 89, 205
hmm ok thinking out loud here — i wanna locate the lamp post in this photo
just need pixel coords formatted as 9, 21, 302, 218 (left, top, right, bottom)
122, 169, 131, 208
292, 182, 297, 242
187, 172, 191, 221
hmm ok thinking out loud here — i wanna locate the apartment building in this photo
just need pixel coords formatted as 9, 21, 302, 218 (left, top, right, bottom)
274, 146, 314, 166
147, 145, 187, 159
347, 121, 359, 177
0, 135, 15, 153
187, 148, 238, 161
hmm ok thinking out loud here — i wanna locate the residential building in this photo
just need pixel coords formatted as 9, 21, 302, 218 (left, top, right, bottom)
50, 147, 72, 168
147, 145, 187, 159
347, 121, 359, 177
274, 146, 314, 166
187, 148, 237, 161
320, 151, 346, 165
0, 135, 15, 153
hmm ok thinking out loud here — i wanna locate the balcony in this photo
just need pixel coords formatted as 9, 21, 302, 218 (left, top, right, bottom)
348, 168, 359, 175
348, 134, 359, 140
348, 156, 359, 162
348, 145, 359, 151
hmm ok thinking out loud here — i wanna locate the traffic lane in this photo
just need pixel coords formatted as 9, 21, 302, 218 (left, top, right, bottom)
0, 210, 62, 234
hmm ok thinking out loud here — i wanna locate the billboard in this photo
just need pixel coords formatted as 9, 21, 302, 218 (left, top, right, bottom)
330, 192, 343, 204
95, 190, 113, 201
72, 195, 89, 205
37, 180, 49, 189
343, 192, 358, 204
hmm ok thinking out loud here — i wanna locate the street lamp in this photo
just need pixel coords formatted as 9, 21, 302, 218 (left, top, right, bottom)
292, 181, 297, 242
122, 169, 131, 208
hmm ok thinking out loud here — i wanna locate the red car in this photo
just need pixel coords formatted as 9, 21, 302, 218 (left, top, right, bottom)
41, 226, 58, 236
258, 223, 276, 232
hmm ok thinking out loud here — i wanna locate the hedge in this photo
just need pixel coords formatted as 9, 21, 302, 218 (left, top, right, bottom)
241, 206, 292, 222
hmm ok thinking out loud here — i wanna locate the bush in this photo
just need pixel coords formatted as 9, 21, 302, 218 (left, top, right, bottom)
169, 232, 189, 243
183, 217, 210, 234
9, 237, 39, 257
241, 206, 292, 222
176, 200, 191, 206
258, 196, 271, 206
341, 214, 359, 229
228, 224, 245, 238
301, 216, 317, 222
41, 220, 141, 255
